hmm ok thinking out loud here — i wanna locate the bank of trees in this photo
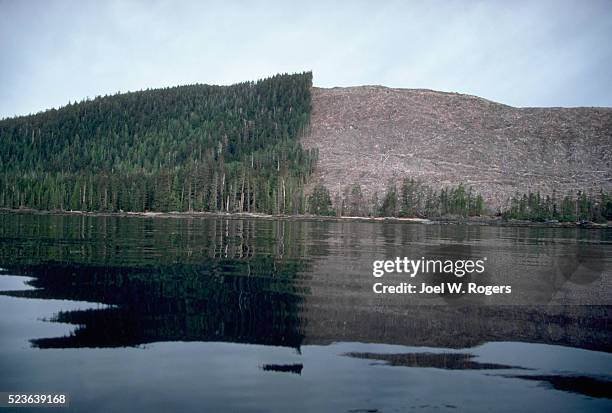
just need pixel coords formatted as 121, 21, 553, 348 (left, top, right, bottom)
502, 190, 612, 222
377, 179, 485, 218
306, 179, 611, 222
306, 179, 486, 218
0, 72, 316, 214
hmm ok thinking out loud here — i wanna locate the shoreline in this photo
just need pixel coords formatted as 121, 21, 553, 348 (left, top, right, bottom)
0, 208, 609, 229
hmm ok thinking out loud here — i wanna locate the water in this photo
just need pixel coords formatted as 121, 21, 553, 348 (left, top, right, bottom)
0, 212, 611, 412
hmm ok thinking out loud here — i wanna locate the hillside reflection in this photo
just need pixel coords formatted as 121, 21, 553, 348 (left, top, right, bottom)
6, 260, 306, 349
0, 214, 310, 349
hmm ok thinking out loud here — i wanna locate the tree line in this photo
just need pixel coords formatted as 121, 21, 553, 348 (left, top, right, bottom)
308, 179, 485, 218
502, 190, 612, 223
308, 180, 611, 222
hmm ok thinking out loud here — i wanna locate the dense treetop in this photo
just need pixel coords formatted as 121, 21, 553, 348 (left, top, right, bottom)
1, 72, 312, 173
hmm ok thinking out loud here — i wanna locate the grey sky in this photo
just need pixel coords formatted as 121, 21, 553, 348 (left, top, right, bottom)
1, 0, 611, 119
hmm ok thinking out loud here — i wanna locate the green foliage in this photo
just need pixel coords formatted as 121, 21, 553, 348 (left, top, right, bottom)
502, 190, 612, 223
380, 180, 484, 218
379, 181, 398, 217
312, 179, 487, 219
437, 184, 485, 217
601, 190, 612, 220
399, 178, 418, 217
0, 72, 315, 214
345, 183, 365, 216
307, 183, 334, 216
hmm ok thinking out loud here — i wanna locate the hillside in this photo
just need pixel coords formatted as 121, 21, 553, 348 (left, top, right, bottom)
1, 76, 610, 220
0, 72, 315, 214
303, 86, 612, 212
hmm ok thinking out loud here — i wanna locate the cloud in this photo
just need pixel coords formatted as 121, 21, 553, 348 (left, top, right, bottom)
1, 0, 611, 118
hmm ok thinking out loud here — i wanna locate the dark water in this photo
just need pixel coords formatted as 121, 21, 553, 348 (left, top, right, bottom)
0, 213, 611, 412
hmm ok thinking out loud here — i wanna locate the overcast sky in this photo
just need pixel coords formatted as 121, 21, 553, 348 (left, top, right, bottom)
1, 0, 612, 118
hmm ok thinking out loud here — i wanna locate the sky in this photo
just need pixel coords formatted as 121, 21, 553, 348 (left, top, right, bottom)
1, 0, 612, 118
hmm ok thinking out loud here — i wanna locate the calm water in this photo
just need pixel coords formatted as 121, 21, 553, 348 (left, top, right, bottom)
0, 212, 611, 412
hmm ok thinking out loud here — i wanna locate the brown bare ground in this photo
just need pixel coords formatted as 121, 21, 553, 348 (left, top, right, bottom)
302, 86, 612, 211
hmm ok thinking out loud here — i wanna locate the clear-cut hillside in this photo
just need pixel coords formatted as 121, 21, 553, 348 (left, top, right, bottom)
303, 86, 612, 211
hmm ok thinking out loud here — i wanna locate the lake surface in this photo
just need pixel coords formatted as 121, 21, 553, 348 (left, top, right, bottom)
0, 212, 611, 412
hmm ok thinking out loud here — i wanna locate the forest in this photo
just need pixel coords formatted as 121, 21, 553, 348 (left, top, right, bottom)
0, 72, 316, 214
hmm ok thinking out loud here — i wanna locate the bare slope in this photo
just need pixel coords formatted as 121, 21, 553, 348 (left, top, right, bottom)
303, 86, 612, 211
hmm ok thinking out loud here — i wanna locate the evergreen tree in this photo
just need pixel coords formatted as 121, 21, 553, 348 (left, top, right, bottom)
379, 181, 398, 217
307, 184, 334, 216
346, 183, 364, 216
